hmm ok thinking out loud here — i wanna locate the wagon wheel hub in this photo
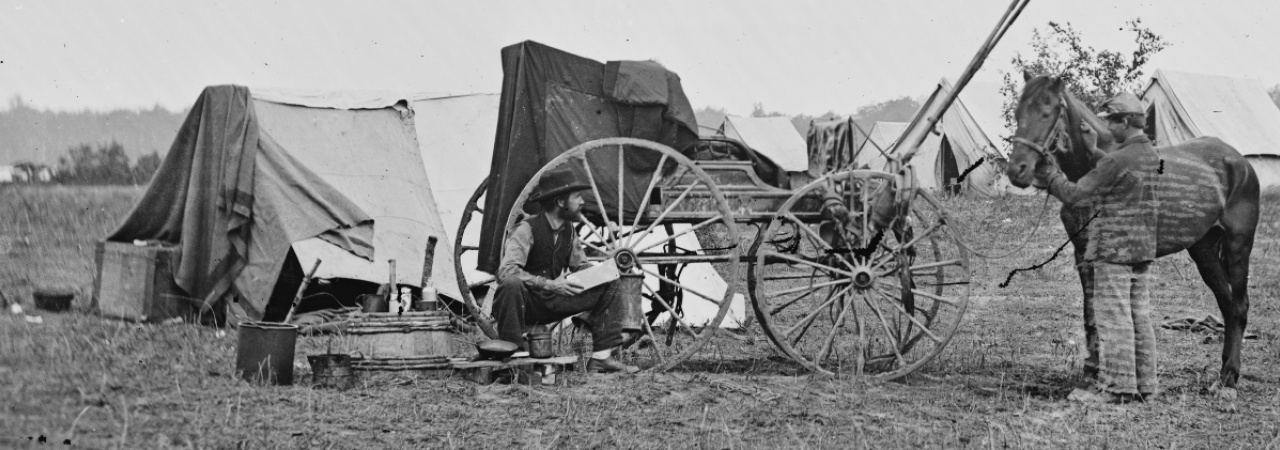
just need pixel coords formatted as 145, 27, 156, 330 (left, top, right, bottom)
851, 265, 876, 290
613, 248, 637, 272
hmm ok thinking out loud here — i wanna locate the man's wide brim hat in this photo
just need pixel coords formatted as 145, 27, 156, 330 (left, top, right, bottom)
1096, 92, 1145, 119
529, 167, 592, 202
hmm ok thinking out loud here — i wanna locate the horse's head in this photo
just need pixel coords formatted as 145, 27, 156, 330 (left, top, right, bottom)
1006, 72, 1118, 188
1005, 72, 1070, 188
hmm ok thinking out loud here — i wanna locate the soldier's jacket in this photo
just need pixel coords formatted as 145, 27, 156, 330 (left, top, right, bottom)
1045, 135, 1161, 264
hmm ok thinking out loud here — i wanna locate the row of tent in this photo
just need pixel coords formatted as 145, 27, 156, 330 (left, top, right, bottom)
801, 70, 1280, 197
105, 62, 1280, 325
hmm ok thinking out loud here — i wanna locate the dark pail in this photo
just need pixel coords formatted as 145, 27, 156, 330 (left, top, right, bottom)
525, 332, 554, 358
33, 289, 75, 312
307, 354, 355, 390
600, 274, 644, 333
359, 294, 388, 313
235, 321, 298, 385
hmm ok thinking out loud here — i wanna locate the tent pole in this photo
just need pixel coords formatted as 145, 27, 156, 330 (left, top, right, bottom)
896, 0, 1031, 166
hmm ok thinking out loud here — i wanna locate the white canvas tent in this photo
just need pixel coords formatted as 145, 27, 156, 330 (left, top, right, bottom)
251, 89, 466, 304
1141, 69, 1280, 190
718, 116, 810, 172
854, 121, 917, 173
109, 86, 464, 320
409, 93, 502, 291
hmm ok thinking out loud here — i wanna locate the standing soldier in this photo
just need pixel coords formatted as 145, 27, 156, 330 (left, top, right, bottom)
1034, 92, 1162, 403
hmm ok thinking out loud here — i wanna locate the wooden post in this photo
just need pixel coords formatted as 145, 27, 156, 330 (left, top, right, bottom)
283, 259, 322, 324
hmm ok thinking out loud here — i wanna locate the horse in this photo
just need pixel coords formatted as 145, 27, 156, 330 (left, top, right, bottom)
1004, 72, 1260, 398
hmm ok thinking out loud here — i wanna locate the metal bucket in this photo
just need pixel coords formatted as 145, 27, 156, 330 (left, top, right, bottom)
600, 274, 644, 333
359, 293, 388, 313
33, 288, 75, 312
234, 321, 298, 385
524, 332, 554, 358
307, 354, 356, 390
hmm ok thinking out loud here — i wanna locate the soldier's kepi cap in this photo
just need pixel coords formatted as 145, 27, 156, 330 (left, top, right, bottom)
1096, 92, 1145, 120
529, 167, 592, 202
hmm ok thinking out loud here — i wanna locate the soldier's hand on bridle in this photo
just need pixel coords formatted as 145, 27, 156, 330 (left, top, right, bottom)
1033, 152, 1059, 181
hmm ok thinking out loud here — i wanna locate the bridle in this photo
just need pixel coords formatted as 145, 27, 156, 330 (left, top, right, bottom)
1009, 92, 1072, 162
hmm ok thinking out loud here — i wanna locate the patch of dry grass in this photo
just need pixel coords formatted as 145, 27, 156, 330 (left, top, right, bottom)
2, 185, 1279, 449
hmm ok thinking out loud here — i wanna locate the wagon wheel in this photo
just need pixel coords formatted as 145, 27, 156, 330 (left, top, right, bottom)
505, 137, 743, 372
749, 170, 970, 379
453, 176, 500, 339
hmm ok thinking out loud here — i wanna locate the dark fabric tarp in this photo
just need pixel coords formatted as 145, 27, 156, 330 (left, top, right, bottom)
477, 41, 699, 273
807, 118, 872, 175
107, 85, 374, 319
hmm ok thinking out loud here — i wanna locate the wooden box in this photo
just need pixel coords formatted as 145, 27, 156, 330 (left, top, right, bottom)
93, 241, 190, 322
347, 312, 463, 359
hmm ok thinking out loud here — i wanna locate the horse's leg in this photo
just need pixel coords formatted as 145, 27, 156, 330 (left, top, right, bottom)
1062, 207, 1097, 381
1183, 228, 1240, 397
1216, 207, 1257, 394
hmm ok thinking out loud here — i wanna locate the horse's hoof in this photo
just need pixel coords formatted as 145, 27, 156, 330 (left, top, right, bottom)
1207, 381, 1238, 400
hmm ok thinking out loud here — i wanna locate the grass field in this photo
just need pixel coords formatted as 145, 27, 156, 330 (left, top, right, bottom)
2, 184, 1279, 449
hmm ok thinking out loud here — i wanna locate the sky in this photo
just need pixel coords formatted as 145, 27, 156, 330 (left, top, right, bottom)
1, 0, 1276, 116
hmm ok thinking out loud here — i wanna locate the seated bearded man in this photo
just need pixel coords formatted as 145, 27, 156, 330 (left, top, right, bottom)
490, 168, 640, 374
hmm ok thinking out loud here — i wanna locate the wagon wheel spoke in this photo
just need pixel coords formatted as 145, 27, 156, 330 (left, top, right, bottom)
576, 221, 614, 255
874, 281, 960, 307
759, 250, 854, 278
863, 290, 908, 369
630, 180, 704, 247
816, 291, 854, 363
870, 287, 943, 344
783, 284, 852, 345
625, 153, 669, 248
638, 266, 721, 306
579, 154, 619, 244
634, 214, 723, 254
781, 213, 857, 273
641, 281, 700, 339
617, 144, 626, 237
640, 315, 666, 362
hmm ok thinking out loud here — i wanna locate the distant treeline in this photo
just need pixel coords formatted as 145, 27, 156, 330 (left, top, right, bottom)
7, 141, 161, 185
0, 96, 185, 166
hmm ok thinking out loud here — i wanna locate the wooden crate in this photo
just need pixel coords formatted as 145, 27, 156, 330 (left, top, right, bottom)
93, 241, 190, 322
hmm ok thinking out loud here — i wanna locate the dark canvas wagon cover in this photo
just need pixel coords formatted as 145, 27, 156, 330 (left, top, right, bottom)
477, 41, 700, 273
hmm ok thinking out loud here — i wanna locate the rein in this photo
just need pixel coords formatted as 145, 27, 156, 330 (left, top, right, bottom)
950, 92, 1070, 259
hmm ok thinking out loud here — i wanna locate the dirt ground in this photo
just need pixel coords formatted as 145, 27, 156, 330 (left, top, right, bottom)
2, 185, 1279, 449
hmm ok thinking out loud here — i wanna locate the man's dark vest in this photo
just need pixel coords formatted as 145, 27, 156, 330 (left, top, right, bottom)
524, 214, 574, 279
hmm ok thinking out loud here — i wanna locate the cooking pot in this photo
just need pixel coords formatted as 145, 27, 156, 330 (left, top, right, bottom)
524, 332, 554, 358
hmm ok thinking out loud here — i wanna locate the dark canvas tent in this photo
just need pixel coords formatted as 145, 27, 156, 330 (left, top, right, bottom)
807, 117, 871, 175
477, 41, 701, 274
108, 85, 459, 320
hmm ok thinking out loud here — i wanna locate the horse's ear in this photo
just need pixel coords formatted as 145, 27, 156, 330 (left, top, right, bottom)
1022, 70, 1033, 82
1047, 75, 1064, 92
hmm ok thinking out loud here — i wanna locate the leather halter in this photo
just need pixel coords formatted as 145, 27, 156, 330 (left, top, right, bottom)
1009, 92, 1071, 160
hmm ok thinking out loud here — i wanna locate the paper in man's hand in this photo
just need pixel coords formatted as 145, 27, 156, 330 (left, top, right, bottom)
562, 261, 621, 290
